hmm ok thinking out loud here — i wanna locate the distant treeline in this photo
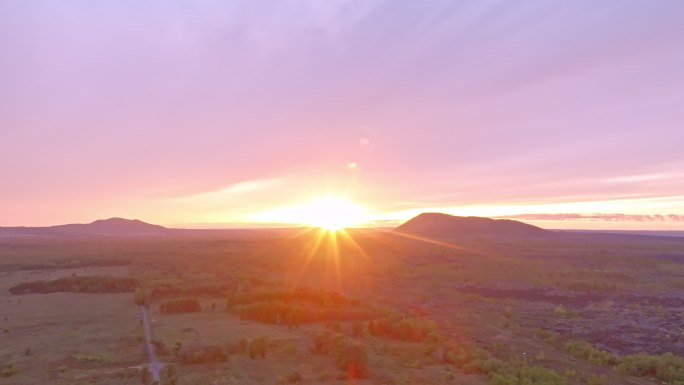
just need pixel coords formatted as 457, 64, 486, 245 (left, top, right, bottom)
227, 289, 359, 307
150, 283, 234, 298
159, 298, 202, 314
177, 344, 227, 364
233, 300, 377, 325
0, 257, 130, 272
173, 336, 270, 365
9, 276, 137, 294
368, 316, 439, 342
227, 289, 377, 325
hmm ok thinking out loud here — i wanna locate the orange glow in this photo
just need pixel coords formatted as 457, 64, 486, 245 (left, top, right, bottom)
252, 195, 369, 231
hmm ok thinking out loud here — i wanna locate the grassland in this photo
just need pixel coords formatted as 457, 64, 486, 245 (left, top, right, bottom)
1, 229, 683, 384
0, 267, 141, 384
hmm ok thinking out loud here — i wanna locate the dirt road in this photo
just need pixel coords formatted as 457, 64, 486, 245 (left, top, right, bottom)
140, 305, 163, 382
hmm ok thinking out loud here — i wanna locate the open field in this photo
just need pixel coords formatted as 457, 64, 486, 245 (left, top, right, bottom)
0, 267, 142, 384
1, 229, 683, 384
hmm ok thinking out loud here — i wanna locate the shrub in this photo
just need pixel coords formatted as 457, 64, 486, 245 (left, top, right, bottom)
564, 341, 617, 366
535, 329, 553, 340
443, 345, 489, 369
172, 342, 183, 357
152, 340, 168, 356
162, 365, 178, 385
516, 365, 566, 385
553, 305, 567, 317
248, 336, 268, 359
313, 331, 369, 378
1, 363, 17, 378
177, 345, 227, 364
73, 353, 110, 365
335, 340, 369, 378
368, 316, 439, 342
617, 352, 684, 384
481, 358, 505, 375
448, 351, 567, 385
487, 365, 567, 385
134, 288, 151, 306
287, 371, 303, 383
463, 359, 483, 374
654, 353, 684, 383
314, 331, 344, 354
617, 353, 658, 377
159, 298, 201, 314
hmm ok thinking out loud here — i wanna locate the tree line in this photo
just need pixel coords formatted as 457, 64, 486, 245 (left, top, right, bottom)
368, 316, 439, 342
159, 298, 202, 314
9, 276, 137, 294
0, 257, 130, 272
231, 300, 377, 326
227, 289, 358, 308
149, 283, 234, 299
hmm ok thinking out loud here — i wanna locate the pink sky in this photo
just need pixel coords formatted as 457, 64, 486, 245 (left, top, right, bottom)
1, 1, 684, 229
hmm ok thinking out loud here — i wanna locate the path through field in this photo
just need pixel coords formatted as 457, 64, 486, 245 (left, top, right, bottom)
140, 305, 164, 382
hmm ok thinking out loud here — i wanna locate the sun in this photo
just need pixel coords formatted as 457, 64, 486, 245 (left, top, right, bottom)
299, 196, 367, 230
252, 195, 368, 231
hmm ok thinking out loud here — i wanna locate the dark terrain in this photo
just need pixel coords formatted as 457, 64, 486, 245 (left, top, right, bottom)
1, 215, 683, 384
396, 213, 549, 238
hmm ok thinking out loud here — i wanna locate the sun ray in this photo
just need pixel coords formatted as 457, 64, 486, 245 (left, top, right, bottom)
336, 229, 371, 261
290, 227, 328, 288
247, 196, 400, 291
329, 230, 342, 291
387, 230, 495, 258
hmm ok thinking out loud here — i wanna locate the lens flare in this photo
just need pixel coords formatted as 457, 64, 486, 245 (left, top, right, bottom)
252, 195, 368, 230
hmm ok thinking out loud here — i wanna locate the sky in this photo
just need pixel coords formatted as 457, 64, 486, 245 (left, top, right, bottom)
1, 0, 684, 230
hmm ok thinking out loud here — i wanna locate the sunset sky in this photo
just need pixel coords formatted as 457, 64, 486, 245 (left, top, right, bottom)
1, 1, 684, 229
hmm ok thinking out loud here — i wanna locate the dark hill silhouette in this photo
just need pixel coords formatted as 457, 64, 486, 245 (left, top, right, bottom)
0, 218, 168, 236
395, 213, 548, 238
53, 218, 167, 235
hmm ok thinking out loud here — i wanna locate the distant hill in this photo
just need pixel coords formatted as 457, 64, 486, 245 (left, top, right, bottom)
52, 218, 167, 235
0, 218, 168, 236
395, 213, 548, 238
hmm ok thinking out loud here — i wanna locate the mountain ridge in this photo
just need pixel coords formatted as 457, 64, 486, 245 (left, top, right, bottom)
394, 213, 548, 238
53, 217, 167, 234
0, 217, 168, 236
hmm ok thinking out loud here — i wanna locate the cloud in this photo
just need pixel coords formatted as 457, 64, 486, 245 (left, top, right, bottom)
602, 173, 684, 183
501, 213, 684, 222
171, 177, 285, 204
